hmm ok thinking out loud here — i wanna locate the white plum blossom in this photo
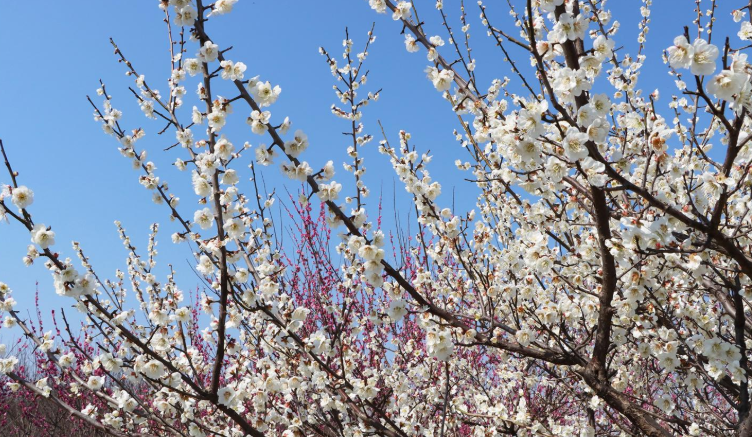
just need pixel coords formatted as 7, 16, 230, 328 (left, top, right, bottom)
562, 128, 590, 162
707, 70, 747, 100
207, 109, 226, 132
248, 79, 281, 107
284, 130, 308, 158
35, 377, 51, 398
142, 359, 165, 379
539, 0, 564, 13
198, 41, 219, 63
58, 352, 75, 368
392, 1, 411, 20
211, 0, 238, 15
426, 327, 454, 360
10, 186, 33, 209
174, 5, 197, 26
404, 34, 419, 53
426, 67, 454, 91
220, 60, 246, 81
193, 208, 214, 230
30, 224, 55, 249
690, 38, 719, 76
369, 0, 386, 13
247, 110, 271, 135
184, 58, 201, 76
281, 161, 313, 181
667, 35, 693, 70
87, 375, 105, 391
223, 217, 244, 238
387, 299, 408, 321
739, 21, 752, 40
592, 35, 614, 60
317, 181, 342, 202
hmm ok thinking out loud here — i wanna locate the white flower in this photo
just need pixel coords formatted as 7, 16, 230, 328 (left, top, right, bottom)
554, 13, 586, 42
176, 128, 194, 147
359, 245, 384, 262
429, 35, 444, 47
221, 169, 239, 185
317, 182, 342, 202
35, 377, 51, 397
426, 328, 454, 360
140, 100, 155, 119
31, 224, 55, 249
170, 308, 189, 324
392, 1, 411, 20
171, 68, 186, 83
690, 38, 719, 76
739, 21, 752, 40
387, 299, 408, 321
10, 186, 33, 209
539, 0, 564, 13
223, 218, 244, 238
321, 161, 335, 180
184, 58, 201, 76
587, 117, 609, 143
142, 359, 165, 379
553, 67, 590, 97
707, 70, 747, 100
255, 144, 276, 166
220, 60, 246, 81
369, 0, 386, 13
562, 128, 590, 162
215, 137, 235, 160
199, 41, 219, 63
247, 110, 271, 135
590, 93, 611, 117
194, 208, 214, 230
234, 268, 250, 285
192, 172, 211, 197
284, 130, 308, 158
217, 386, 236, 406
207, 110, 226, 132
688, 423, 701, 436
211, 0, 238, 15
592, 35, 614, 60
58, 352, 75, 368
657, 352, 679, 372
667, 36, 693, 70
3, 315, 16, 328
282, 161, 313, 181
0, 356, 19, 375
279, 116, 292, 134
75, 273, 96, 297
404, 34, 420, 53
174, 5, 197, 26
39, 331, 54, 352
87, 375, 105, 391
198, 155, 220, 178
655, 394, 675, 415
515, 328, 535, 346
307, 330, 330, 354
196, 254, 215, 275
545, 157, 567, 183
426, 67, 454, 91
249, 80, 281, 107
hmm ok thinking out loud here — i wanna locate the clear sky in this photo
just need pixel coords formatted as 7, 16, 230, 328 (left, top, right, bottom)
0, 0, 722, 333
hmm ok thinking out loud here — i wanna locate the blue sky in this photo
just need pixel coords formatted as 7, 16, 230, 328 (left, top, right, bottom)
0, 0, 723, 333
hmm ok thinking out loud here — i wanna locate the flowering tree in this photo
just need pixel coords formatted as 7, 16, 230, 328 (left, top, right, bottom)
4, 0, 752, 435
